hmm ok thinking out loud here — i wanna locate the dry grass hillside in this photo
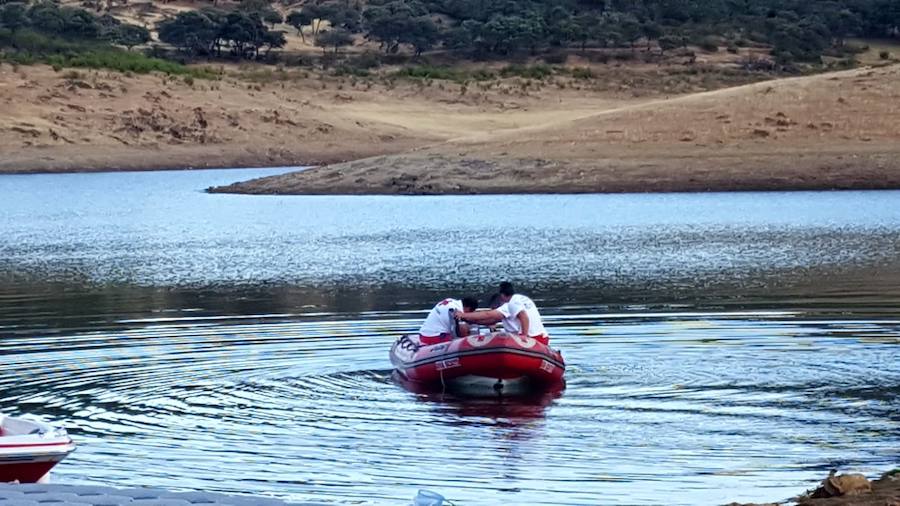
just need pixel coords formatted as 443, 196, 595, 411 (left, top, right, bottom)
212, 63, 900, 194
3, 50, 789, 174
0, 65, 426, 171
0, 63, 663, 172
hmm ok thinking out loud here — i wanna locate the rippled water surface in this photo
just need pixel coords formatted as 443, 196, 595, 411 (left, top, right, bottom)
1, 169, 899, 505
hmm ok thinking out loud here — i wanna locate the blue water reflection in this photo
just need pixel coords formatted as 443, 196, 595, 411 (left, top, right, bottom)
1, 170, 899, 505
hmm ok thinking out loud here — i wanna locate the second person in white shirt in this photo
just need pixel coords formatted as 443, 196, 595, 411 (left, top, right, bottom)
455, 282, 550, 345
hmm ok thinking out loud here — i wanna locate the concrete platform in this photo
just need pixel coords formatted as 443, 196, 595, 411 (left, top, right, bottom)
0, 484, 325, 506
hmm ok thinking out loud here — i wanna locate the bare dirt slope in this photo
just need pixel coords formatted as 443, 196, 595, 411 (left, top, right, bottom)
212, 64, 900, 194
0, 65, 430, 172
0, 64, 633, 173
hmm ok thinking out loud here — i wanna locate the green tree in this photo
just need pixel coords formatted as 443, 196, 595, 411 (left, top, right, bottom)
304, 2, 350, 41
767, 16, 829, 62
286, 9, 312, 41
260, 28, 285, 57
550, 16, 578, 48
363, 1, 427, 53
0, 2, 29, 32
658, 34, 681, 54
26, 1, 64, 33
59, 7, 100, 38
653, 0, 691, 23
405, 15, 438, 55
322, 2, 361, 33
545, 5, 572, 46
237, 0, 268, 14
573, 13, 601, 52
642, 21, 662, 50
236, 0, 281, 28
479, 14, 544, 55
315, 27, 352, 54
617, 14, 642, 50
97, 12, 121, 40
114, 23, 150, 50
220, 11, 266, 59
157, 10, 221, 56
823, 8, 862, 46
443, 22, 477, 51
261, 8, 283, 27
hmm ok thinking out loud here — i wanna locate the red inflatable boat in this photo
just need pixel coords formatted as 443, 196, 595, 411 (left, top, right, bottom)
390, 332, 565, 395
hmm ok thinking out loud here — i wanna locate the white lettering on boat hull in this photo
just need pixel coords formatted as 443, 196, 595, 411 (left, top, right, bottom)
436, 358, 461, 371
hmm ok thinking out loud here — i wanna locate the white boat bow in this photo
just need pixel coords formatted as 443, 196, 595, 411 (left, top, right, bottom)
0, 414, 76, 483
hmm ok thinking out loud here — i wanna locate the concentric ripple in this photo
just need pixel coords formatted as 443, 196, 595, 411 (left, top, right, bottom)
2, 311, 899, 505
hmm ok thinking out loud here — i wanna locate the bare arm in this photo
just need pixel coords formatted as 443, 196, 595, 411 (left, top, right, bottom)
458, 309, 504, 325
516, 310, 530, 336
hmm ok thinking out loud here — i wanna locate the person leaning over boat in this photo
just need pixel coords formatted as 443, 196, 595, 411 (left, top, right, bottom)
418, 296, 479, 345
455, 282, 550, 345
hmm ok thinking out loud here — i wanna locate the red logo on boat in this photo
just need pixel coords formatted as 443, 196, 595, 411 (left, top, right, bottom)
466, 334, 495, 347
513, 335, 537, 348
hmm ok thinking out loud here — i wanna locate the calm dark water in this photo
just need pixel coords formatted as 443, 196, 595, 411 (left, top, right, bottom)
1, 169, 899, 505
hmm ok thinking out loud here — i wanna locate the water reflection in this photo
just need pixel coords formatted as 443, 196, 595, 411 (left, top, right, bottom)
398, 375, 564, 422
423, 396, 559, 443
1, 170, 899, 504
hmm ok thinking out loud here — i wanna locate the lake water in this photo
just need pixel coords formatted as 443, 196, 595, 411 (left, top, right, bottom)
1, 168, 898, 505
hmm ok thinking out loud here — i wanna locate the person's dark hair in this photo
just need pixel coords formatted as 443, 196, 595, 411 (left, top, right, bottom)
462, 297, 479, 312
499, 281, 515, 297
488, 293, 503, 309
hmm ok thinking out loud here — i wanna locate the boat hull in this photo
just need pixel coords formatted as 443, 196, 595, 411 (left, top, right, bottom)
0, 460, 64, 484
390, 332, 565, 393
0, 416, 76, 483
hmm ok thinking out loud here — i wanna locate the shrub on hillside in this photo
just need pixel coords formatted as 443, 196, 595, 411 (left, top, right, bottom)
396, 65, 463, 81
500, 64, 553, 79
699, 37, 719, 52
0, 28, 217, 77
542, 51, 568, 64
572, 67, 593, 79
348, 51, 380, 69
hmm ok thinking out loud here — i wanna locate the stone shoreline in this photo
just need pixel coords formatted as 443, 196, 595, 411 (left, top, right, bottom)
0, 483, 323, 506
733, 469, 900, 506
4, 471, 897, 505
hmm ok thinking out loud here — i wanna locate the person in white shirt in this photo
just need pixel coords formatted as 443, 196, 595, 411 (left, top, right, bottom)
418, 296, 479, 345
456, 282, 550, 345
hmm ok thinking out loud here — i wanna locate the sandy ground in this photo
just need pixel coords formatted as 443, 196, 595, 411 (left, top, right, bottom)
0, 65, 431, 172
3, 60, 899, 195
212, 63, 900, 194
0, 63, 645, 173
731, 469, 900, 506
795, 472, 900, 506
